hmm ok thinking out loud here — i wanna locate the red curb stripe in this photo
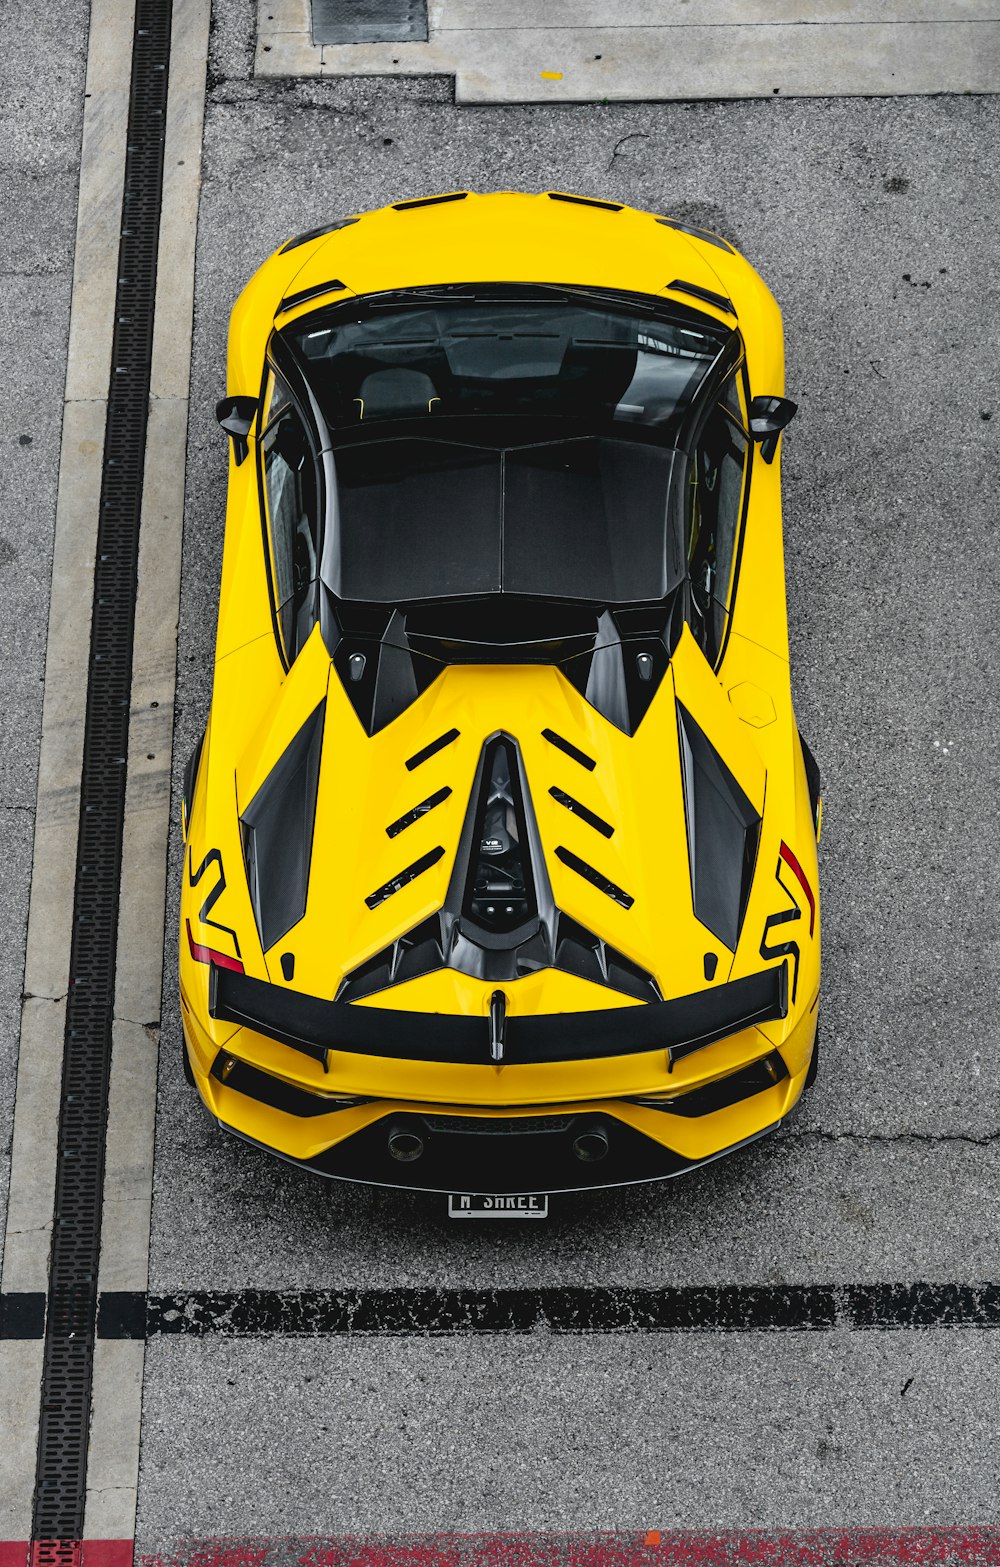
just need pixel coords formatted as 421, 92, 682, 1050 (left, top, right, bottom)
1, 1548, 132, 1567
133, 1532, 1000, 1567
81, 1543, 134, 1567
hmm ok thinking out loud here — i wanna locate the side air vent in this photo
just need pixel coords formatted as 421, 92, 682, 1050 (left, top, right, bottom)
631, 1051, 787, 1118
656, 217, 735, 254
547, 192, 623, 212
677, 703, 761, 950
210, 1051, 370, 1117
365, 846, 445, 910
666, 279, 736, 317
555, 846, 633, 910
393, 192, 468, 210
241, 701, 325, 952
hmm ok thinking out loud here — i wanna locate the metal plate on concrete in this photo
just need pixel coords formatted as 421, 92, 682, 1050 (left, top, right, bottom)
312, 0, 428, 45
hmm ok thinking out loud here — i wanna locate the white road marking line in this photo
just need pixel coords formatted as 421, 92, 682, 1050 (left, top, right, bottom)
0, 1341, 45, 1539
83, 0, 212, 1543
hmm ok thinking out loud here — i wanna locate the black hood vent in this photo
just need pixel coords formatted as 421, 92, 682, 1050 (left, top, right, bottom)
336, 730, 661, 1005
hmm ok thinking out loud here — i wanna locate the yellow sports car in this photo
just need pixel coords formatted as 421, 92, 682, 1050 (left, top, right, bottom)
180, 190, 821, 1200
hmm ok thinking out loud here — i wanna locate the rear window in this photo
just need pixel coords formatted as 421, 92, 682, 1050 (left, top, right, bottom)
325, 436, 683, 604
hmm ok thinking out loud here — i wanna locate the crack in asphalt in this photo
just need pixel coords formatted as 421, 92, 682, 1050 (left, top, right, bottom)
786, 1128, 1000, 1147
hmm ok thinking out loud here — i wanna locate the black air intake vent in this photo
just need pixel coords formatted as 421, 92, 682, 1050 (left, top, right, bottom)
549, 787, 613, 839
542, 729, 596, 771
393, 192, 468, 210
666, 278, 735, 317
547, 192, 623, 212
279, 217, 358, 254
677, 703, 761, 950
277, 280, 347, 315
241, 701, 325, 952
555, 846, 634, 910
464, 736, 535, 934
386, 787, 452, 839
656, 217, 735, 254
406, 728, 460, 771
365, 846, 445, 910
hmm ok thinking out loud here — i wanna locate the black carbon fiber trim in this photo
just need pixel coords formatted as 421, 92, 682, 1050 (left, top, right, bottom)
31, 1, 172, 1550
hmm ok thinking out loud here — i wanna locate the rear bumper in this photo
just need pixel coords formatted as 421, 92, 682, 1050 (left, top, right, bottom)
182, 975, 817, 1194
218, 1106, 781, 1194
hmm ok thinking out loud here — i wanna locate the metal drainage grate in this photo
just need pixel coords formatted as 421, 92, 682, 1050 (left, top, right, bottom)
31, 0, 172, 1551
312, 0, 428, 45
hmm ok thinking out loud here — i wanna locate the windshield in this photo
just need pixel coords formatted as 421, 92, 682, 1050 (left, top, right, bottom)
283, 286, 729, 437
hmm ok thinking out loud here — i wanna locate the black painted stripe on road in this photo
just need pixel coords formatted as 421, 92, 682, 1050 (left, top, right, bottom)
31, 0, 173, 1552
0, 1292, 46, 1339
5, 1284, 1000, 1340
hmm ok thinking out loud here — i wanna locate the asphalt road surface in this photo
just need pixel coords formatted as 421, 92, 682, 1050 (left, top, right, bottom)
3, 0, 1000, 1556
151, 41, 1000, 1545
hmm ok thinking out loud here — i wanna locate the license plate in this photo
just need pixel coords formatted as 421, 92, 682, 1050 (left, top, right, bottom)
448, 1192, 548, 1219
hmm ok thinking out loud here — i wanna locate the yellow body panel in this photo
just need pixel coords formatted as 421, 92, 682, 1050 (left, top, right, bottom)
181, 190, 820, 1190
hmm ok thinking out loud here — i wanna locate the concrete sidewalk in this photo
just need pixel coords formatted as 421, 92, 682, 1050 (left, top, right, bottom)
259, 0, 1000, 99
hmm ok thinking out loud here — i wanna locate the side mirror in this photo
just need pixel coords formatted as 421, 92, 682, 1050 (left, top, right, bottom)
749, 395, 797, 464
215, 394, 258, 466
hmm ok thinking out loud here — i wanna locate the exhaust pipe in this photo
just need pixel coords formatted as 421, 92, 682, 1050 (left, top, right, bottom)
572, 1121, 609, 1163
387, 1124, 424, 1163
